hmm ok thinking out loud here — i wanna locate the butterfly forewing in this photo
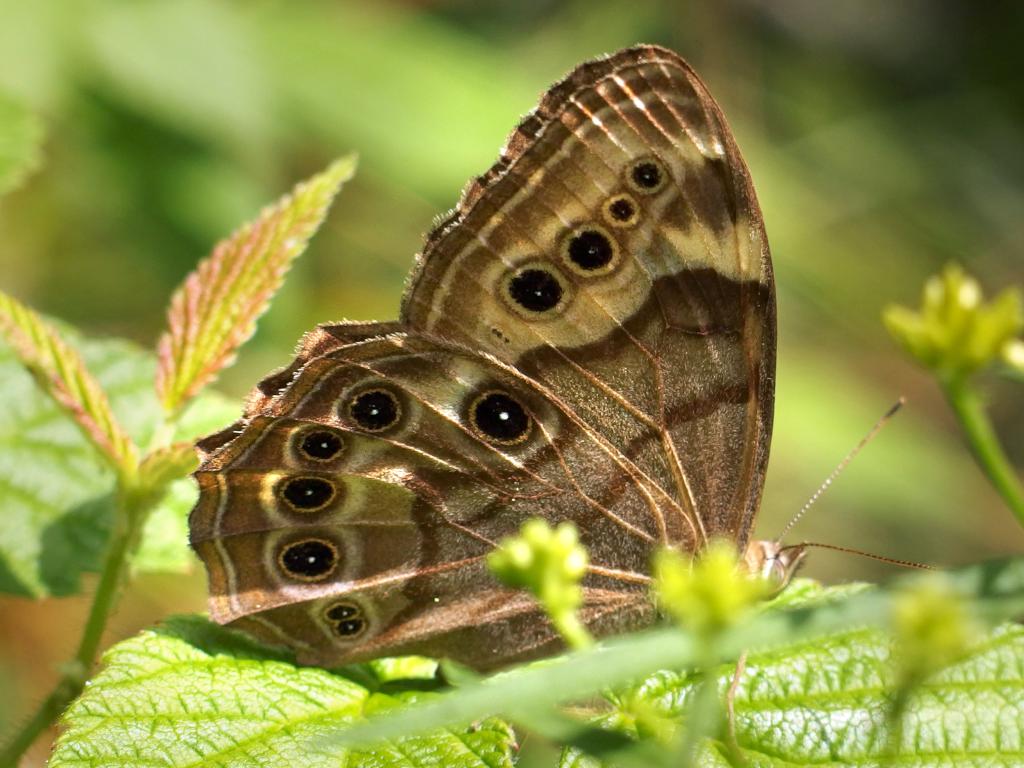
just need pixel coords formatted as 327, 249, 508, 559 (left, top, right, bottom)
402, 45, 774, 552
190, 45, 774, 669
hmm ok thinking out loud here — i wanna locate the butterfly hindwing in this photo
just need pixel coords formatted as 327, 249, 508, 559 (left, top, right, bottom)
191, 330, 657, 667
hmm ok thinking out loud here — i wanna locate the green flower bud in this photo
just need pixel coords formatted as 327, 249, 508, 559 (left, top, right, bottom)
884, 264, 1023, 380
653, 540, 769, 637
488, 519, 593, 649
609, 691, 678, 744
891, 575, 979, 688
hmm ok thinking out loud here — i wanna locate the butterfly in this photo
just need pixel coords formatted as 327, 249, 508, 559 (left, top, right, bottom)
189, 45, 802, 671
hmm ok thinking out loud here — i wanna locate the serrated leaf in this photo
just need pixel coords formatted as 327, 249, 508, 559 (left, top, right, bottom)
50, 616, 516, 768
321, 558, 1024, 755
0, 333, 236, 597
0, 291, 137, 473
593, 623, 1024, 767
155, 156, 356, 414
560, 580, 1024, 767
0, 88, 43, 196
50, 567, 1024, 767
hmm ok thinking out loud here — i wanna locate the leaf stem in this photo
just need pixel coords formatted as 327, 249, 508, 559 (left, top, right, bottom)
942, 375, 1024, 529
0, 475, 151, 766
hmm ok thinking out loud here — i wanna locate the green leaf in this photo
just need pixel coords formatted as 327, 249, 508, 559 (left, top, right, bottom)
590, 620, 1024, 767
369, 656, 440, 683
155, 156, 356, 414
0, 88, 43, 196
50, 616, 516, 768
0, 333, 236, 597
562, 580, 1023, 767
50, 566, 1024, 767
0, 291, 137, 474
320, 558, 1024, 755
139, 440, 200, 490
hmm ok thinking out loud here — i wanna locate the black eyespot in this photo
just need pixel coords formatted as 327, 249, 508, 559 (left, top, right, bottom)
567, 228, 615, 271
628, 158, 667, 194
602, 193, 640, 228
299, 430, 344, 461
279, 539, 338, 581
325, 602, 359, 621
349, 389, 401, 432
507, 268, 562, 312
334, 618, 365, 637
608, 197, 635, 221
632, 162, 661, 188
281, 477, 336, 512
471, 391, 531, 444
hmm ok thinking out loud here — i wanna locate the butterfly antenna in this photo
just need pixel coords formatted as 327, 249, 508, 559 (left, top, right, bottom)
787, 542, 934, 571
776, 396, 906, 542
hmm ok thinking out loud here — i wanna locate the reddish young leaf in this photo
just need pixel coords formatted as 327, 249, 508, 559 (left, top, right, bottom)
156, 156, 356, 413
0, 291, 138, 474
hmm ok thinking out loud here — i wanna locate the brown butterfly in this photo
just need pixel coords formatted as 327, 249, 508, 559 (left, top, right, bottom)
189, 45, 802, 671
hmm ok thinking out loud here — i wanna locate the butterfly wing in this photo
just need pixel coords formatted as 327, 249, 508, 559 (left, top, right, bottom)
402, 45, 775, 553
190, 45, 775, 668
191, 328, 659, 668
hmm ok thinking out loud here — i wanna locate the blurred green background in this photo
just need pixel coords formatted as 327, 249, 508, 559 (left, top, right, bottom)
1, 1, 1022, 763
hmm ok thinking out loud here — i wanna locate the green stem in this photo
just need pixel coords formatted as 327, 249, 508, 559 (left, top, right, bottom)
675, 649, 722, 766
883, 682, 913, 767
552, 610, 595, 652
0, 475, 150, 767
942, 376, 1024, 530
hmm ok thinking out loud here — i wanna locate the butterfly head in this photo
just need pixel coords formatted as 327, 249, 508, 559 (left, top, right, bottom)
744, 540, 807, 593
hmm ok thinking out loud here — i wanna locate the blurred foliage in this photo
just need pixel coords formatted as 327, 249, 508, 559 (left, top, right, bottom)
0, 334, 235, 598
1, 0, 1023, 762
890, 574, 981, 691
0, 89, 43, 196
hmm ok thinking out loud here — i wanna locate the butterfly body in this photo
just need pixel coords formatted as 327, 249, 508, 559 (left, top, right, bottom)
191, 45, 776, 669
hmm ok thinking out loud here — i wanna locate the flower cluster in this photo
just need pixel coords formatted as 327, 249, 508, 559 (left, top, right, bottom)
884, 264, 1023, 380
488, 519, 592, 649
653, 540, 769, 638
